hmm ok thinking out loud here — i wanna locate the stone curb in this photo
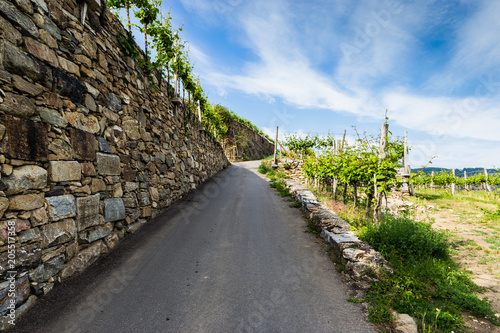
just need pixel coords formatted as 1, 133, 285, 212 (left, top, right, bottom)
283, 179, 389, 284
283, 179, 418, 332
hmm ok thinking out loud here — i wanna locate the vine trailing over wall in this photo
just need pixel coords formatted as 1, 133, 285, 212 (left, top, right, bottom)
107, 0, 269, 144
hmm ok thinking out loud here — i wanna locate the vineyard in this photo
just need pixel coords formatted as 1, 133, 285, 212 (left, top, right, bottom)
280, 123, 499, 215
281, 121, 407, 221
412, 170, 500, 190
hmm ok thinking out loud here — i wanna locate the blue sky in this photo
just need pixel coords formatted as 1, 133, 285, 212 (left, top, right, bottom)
128, 0, 500, 169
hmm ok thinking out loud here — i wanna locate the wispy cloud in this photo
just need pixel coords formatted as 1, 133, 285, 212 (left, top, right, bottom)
180, 0, 500, 167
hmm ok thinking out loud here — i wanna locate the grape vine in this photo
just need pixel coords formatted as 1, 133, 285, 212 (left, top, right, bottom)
284, 126, 405, 218
107, 1, 272, 142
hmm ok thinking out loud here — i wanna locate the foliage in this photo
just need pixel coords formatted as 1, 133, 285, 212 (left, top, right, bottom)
270, 180, 290, 197
412, 170, 500, 187
117, 35, 140, 57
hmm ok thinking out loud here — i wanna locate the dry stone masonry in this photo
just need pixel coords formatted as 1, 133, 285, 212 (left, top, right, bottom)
223, 120, 274, 161
0, 0, 242, 327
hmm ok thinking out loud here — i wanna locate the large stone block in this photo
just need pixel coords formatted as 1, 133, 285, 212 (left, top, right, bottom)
12, 75, 43, 96
0, 275, 30, 316
40, 219, 76, 248
96, 153, 120, 175
52, 68, 83, 104
3, 165, 47, 195
122, 165, 136, 182
81, 32, 97, 59
58, 56, 80, 76
0, 93, 36, 118
64, 112, 100, 134
8, 193, 44, 211
76, 194, 100, 231
108, 93, 121, 111
78, 223, 112, 244
105, 198, 125, 222
0, 15, 22, 45
90, 178, 106, 193
4, 115, 48, 161
48, 161, 81, 182
28, 254, 65, 283
39, 108, 68, 128
3, 40, 52, 87
0, 1, 38, 38
138, 191, 150, 206
60, 240, 107, 280
24, 37, 59, 68
30, 207, 48, 227
70, 128, 96, 161
81, 162, 97, 177
121, 119, 141, 140
46, 195, 76, 221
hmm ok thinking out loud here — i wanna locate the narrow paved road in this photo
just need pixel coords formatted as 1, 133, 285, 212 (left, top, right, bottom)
11, 161, 374, 333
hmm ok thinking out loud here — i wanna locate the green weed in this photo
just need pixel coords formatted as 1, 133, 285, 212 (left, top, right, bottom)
347, 297, 364, 303
305, 217, 321, 236
270, 180, 289, 197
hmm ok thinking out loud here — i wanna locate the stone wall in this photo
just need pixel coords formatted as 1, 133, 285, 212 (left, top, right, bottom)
0, 0, 230, 327
223, 120, 274, 161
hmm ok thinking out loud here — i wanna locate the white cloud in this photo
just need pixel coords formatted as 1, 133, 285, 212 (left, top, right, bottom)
185, 0, 500, 167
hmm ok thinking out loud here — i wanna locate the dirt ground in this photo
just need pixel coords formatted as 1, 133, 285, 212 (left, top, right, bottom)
385, 190, 500, 333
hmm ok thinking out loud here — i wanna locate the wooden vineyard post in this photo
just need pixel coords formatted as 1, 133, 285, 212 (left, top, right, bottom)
451, 169, 456, 196
485, 168, 492, 192
332, 140, 338, 200
464, 170, 468, 191
403, 131, 409, 173
431, 171, 434, 191
197, 100, 202, 123
273, 126, 278, 166
374, 123, 388, 223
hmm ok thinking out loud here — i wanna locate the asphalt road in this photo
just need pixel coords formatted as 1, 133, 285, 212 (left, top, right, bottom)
10, 160, 374, 333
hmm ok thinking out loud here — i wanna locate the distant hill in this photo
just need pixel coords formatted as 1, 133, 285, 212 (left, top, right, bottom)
412, 167, 499, 177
